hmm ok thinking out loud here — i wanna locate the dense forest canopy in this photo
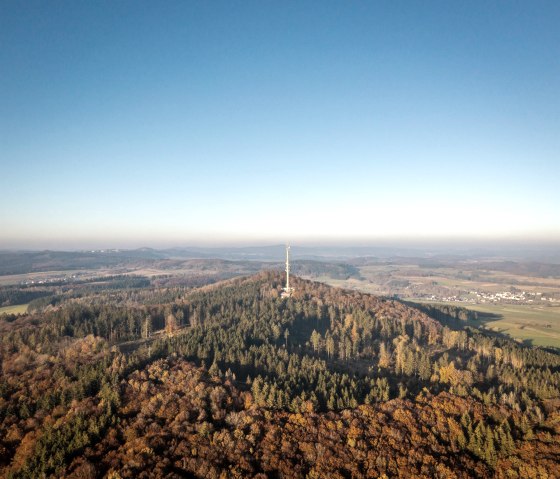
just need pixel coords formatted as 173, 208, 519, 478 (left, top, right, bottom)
0, 272, 559, 478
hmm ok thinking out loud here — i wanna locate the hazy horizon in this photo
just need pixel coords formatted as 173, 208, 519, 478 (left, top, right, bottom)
1, 2, 559, 248
1, 236, 559, 254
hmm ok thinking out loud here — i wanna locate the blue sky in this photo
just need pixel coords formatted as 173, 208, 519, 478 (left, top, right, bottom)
1, 1, 559, 248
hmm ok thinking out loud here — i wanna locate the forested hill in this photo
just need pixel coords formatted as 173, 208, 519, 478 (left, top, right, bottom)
1, 272, 559, 478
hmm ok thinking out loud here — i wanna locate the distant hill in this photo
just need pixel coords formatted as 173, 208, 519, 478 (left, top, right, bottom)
0, 249, 363, 284
0, 249, 162, 275
469, 260, 560, 278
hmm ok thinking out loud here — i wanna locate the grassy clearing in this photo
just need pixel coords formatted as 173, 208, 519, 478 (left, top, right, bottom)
465, 303, 560, 348
0, 303, 29, 314
417, 301, 560, 349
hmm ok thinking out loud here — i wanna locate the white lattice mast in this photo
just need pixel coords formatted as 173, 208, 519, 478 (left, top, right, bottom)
282, 245, 294, 298
286, 245, 291, 291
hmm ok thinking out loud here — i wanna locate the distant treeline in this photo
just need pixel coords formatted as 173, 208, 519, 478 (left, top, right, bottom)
415, 260, 560, 278
70, 275, 151, 292
292, 260, 361, 280
0, 287, 52, 307
0, 250, 161, 275
0, 276, 151, 313
152, 273, 237, 289
474, 261, 560, 278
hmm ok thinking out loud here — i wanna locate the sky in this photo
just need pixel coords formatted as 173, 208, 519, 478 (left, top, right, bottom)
1, 1, 559, 249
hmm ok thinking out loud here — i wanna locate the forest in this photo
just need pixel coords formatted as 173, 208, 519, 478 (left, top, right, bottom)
0, 271, 559, 478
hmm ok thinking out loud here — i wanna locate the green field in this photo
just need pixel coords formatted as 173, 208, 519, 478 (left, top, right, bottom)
418, 301, 560, 349
467, 303, 560, 348
0, 303, 29, 315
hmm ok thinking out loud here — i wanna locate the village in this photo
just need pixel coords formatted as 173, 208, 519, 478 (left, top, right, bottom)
424, 289, 560, 305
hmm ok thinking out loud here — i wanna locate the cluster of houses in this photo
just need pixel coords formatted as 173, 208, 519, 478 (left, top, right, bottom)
20, 274, 79, 286
425, 290, 559, 304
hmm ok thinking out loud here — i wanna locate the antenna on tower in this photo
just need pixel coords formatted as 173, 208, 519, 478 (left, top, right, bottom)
281, 245, 294, 298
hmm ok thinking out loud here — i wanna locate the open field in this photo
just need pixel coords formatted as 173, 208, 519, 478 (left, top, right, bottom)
0, 268, 127, 286
0, 303, 29, 314
464, 303, 560, 348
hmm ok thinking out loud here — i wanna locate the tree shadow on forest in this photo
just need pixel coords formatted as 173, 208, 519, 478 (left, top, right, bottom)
402, 300, 529, 345
407, 301, 560, 354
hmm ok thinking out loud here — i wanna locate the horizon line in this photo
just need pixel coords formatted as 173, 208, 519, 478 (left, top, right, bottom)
1, 236, 560, 253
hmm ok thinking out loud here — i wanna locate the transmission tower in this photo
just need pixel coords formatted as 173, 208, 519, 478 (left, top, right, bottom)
281, 245, 294, 298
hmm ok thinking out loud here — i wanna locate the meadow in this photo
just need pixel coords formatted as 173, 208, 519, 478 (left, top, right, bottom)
455, 302, 560, 349
0, 303, 29, 314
